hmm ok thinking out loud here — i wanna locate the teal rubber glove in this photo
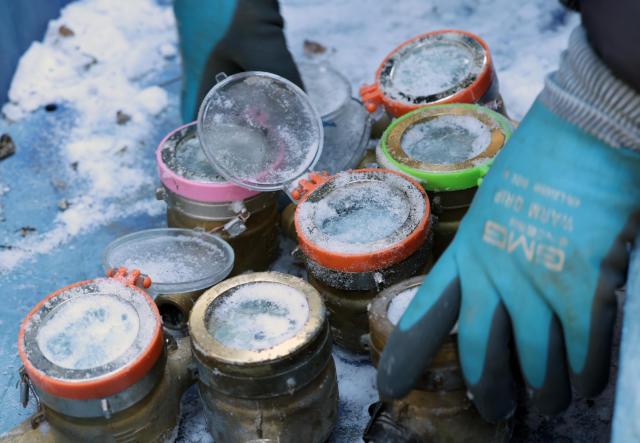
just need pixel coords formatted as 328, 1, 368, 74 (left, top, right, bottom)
173, 0, 303, 123
377, 99, 640, 421
173, 0, 237, 123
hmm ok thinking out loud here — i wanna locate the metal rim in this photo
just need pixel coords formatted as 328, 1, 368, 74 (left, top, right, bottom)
385, 104, 507, 172
161, 186, 276, 222
189, 272, 326, 367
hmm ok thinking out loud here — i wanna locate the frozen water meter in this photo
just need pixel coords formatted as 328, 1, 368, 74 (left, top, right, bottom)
189, 272, 338, 442
377, 103, 513, 257
14, 269, 194, 441
156, 123, 280, 275
360, 30, 504, 117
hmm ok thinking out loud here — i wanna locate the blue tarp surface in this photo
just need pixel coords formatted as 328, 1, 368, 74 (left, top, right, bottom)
0, 0, 73, 104
0, 0, 637, 441
0, 96, 181, 433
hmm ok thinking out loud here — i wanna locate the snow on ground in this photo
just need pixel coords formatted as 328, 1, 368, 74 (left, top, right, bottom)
0, 0, 177, 272
282, 0, 578, 120
0, 0, 591, 441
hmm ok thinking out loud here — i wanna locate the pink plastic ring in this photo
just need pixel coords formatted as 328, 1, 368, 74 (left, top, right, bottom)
155, 122, 259, 203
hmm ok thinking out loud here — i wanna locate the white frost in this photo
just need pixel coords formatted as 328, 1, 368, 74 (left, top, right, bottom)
0, 0, 176, 272
391, 42, 476, 98
164, 134, 225, 183
401, 114, 492, 165
207, 282, 310, 351
106, 235, 228, 285
36, 294, 139, 370
387, 287, 418, 326
312, 183, 409, 244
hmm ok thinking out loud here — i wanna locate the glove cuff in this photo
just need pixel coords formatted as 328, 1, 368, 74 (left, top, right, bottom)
540, 26, 640, 151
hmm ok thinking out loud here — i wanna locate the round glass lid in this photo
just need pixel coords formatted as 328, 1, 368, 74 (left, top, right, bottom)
103, 228, 234, 295
205, 281, 310, 351
161, 123, 226, 183
299, 62, 352, 118
197, 71, 323, 191
381, 32, 486, 104
23, 279, 159, 380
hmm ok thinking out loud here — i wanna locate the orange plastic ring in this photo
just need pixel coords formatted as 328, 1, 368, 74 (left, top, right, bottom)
18, 278, 164, 400
294, 168, 431, 273
370, 29, 495, 117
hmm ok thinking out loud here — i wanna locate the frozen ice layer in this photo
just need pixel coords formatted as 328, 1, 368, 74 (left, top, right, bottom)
387, 287, 418, 326
36, 294, 140, 370
198, 74, 322, 190
202, 123, 271, 182
207, 282, 310, 351
401, 114, 491, 165
314, 182, 409, 244
23, 279, 159, 380
299, 63, 351, 117
162, 133, 225, 183
391, 42, 475, 98
107, 235, 228, 286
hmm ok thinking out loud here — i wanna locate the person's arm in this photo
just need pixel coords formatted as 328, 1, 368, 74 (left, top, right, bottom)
174, 0, 302, 123
377, 2, 640, 422
581, 0, 640, 93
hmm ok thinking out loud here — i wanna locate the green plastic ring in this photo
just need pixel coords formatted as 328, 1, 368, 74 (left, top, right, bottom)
379, 103, 514, 192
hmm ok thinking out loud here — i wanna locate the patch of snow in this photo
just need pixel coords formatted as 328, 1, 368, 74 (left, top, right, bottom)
332, 348, 378, 441
160, 43, 178, 60
0, 0, 177, 272
138, 86, 169, 116
0, 199, 163, 271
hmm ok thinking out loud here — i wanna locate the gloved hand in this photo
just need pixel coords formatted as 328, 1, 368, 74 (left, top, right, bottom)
173, 0, 303, 123
377, 28, 640, 422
